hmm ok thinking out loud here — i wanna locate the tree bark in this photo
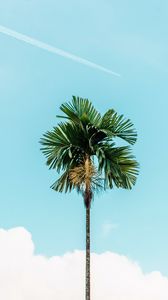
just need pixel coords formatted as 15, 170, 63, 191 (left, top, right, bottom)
86, 204, 90, 300
84, 155, 92, 300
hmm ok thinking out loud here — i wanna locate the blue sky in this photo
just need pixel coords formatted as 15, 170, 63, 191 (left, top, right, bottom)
0, 0, 168, 279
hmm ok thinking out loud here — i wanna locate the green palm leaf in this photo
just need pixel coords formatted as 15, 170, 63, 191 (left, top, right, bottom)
96, 143, 139, 189
100, 109, 137, 145
57, 96, 102, 127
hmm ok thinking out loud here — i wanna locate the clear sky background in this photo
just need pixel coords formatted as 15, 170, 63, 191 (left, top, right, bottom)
0, 0, 168, 284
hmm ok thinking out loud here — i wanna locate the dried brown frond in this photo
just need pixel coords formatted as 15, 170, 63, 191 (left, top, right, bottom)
69, 157, 96, 187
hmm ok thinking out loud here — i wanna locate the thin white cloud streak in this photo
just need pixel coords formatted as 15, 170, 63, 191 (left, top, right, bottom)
0, 25, 120, 76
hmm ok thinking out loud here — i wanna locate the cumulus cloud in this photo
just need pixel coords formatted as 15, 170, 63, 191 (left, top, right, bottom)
0, 227, 168, 300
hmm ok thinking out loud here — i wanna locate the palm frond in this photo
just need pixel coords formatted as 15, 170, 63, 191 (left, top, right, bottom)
40, 121, 87, 171
51, 170, 73, 193
100, 109, 137, 145
58, 96, 102, 127
96, 143, 139, 189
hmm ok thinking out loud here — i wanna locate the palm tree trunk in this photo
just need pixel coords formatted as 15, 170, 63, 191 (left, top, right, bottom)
86, 204, 90, 300
84, 156, 92, 300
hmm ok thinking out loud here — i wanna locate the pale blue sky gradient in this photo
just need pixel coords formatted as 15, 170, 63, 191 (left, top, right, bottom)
0, 0, 168, 276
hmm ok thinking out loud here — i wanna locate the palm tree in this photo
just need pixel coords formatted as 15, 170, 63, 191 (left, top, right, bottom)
40, 96, 139, 300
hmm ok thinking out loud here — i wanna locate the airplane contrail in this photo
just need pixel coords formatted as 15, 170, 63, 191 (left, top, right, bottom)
0, 25, 120, 77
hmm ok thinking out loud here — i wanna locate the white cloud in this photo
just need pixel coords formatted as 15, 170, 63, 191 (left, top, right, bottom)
0, 227, 168, 300
101, 221, 118, 237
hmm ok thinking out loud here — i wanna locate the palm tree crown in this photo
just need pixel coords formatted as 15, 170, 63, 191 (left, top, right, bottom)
40, 96, 139, 207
